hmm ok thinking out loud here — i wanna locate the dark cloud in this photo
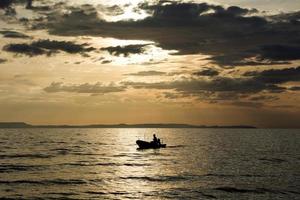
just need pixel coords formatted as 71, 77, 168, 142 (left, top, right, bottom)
140, 2, 258, 23
44, 82, 126, 94
163, 92, 185, 99
270, 11, 300, 23
0, 30, 30, 38
193, 69, 219, 77
3, 43, 46, 56
3, 40, 95, 56
209, 54, 291, 67
123, 76, 271, 94
141, 2, 211, 23
249, 95, 279, 101
0, 0, 15, 15
101, 60, 112, 64
43, 3, 99, 34
101, 44, 148, 57
0, 58, 7, 63
32, 39, 95, 54
258, 45, 300, 61
0, 0, 13, 9
3, 1, 299, 67
208, 44, 300, 67
123, 66, 300, 101
289, 86, 300, 91
225, 6, 258, 16
35, 1, 300, 67
126, 70, 166, 76
43, 2, 267, 38
0, 0, 33, 9
244, 67, 300, 84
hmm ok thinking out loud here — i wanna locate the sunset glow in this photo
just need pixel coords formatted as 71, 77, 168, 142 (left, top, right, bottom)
0, 0, 300, 128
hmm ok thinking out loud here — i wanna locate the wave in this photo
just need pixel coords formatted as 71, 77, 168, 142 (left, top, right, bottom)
139, 188, 217, 199
109, 191, 131, 195
51, 148, 70, 151
94, 162, 151, 167
205, 173, 268, 178
44, 192, 78, 196
50, 148, 108, 156
0, 164, 45, 173
196, 192, 217, 199
63, 162, 151, 167
120, 175, 188, 182
0, 154, 54, 159
71, 152, 107, 156
51, 148, 70, 155
215, 187, 295, 195
167, 145, 186, 148
259, 157, 287, 163
120, 173, 274, 183
39, 141, 66, 144
92, 142, 109, 145
85, 191, 107, 195
0, 179, 87, 185
112, 153, 131, 157
123, 163, 151, 166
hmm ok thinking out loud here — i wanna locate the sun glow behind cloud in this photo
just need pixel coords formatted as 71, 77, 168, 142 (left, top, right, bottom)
66, 0, 150, 21
107, 45, 177, 65
106, 8, 149, 22
77, 37, 177, 65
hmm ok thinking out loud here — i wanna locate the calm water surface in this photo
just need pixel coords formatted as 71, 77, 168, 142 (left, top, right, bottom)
0, 128, 299, 199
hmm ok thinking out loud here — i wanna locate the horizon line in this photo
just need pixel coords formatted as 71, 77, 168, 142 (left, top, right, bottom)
0, 122, 258, 128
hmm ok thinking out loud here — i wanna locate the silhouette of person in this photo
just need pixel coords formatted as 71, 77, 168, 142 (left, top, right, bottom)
153, 134, 158, 144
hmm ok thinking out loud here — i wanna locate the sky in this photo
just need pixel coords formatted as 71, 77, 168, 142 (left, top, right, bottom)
0, 0, 300, 128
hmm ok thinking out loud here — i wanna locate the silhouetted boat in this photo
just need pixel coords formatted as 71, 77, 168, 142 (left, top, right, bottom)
136, 140, 166, 149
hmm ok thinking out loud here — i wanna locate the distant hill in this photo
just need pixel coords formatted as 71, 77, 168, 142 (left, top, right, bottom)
0, 122, 32, 128
0, 122, 256, 129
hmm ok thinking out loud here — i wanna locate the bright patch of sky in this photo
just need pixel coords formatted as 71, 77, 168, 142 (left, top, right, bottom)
210, 0, 300, 13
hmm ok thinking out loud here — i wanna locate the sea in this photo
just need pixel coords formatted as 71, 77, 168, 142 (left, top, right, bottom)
0, 128, 299, 199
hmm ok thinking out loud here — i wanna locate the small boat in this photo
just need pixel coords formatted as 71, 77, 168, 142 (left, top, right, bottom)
136, 140, 166, 149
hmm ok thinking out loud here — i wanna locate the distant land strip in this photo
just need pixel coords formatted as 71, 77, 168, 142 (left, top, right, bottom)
0, 122, 256, 129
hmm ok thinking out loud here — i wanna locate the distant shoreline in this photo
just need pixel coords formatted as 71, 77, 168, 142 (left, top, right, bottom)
0, 122, 256, 129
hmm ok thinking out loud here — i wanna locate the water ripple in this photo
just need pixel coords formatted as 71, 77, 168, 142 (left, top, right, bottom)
0, 179, 88, 185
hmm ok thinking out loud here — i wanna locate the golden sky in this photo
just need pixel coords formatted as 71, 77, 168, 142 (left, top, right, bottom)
0, 0, 300, 127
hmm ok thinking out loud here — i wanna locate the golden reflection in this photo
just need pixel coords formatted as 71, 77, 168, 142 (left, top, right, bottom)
91, 129, 158, 197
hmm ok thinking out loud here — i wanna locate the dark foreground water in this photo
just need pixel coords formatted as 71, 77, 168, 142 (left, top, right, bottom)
0, 128, 299, 200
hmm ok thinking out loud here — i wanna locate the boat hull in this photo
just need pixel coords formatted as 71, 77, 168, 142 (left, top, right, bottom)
136, 140, 166, 149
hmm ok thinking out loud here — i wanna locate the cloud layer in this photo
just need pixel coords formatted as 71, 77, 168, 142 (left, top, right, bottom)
101, 44, 148, 57
3, 40, 95, 56
44, 82, 126, 94
29, 1, 298, 67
